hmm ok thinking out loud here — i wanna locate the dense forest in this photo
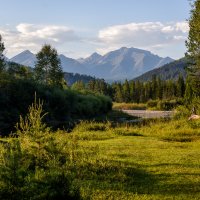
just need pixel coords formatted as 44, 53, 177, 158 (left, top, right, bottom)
71, 75, 186, 105
64, 72, 96, 86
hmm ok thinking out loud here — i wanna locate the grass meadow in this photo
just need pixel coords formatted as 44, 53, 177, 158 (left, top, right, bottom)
64, 118, 200, 199
1, 105, 200, 199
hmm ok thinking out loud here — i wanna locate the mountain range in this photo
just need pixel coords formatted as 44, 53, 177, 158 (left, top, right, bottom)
134, 58, 188, 82
9, 47, 174, 81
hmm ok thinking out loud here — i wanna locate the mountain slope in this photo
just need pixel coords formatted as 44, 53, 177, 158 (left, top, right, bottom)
59, 54, 86, 74
80, 47, 174, 80
9, 47, 174, 80
10, 50, 36, 67
133, 58, 188, 81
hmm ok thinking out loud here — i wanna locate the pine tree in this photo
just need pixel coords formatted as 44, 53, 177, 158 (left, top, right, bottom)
186, 0, 200, 97
87, 80, 95, 91
35, 44, 63, 87
123, 80, 131, 103
157, 77, 163, 100
176, 75, 185, 98
151, 75, 158, 100
129, 81, 135, 102
114, 83, 124, 102
72, 80, 85, 91
135, 81, 141, 103
0, 34, 5, 72
99, 79, 108, 95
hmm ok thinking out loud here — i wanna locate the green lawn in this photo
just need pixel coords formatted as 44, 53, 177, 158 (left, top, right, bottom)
68, 119, 200, 199
1, 117, 200, 199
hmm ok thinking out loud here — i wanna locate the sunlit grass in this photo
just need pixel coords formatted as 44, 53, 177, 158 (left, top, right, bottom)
65, 119, 200, 199
1, 118, 200, 199
113, 102, 147, 110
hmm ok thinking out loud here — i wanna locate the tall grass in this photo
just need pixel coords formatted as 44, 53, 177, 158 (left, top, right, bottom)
113, 102, 147, 110
0, 99, 81, 199
1, 100, 200, 199
68, 118, 200, 199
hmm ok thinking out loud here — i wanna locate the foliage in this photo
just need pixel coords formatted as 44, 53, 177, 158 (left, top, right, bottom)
35, 44, 64, 87
158, 99, 184, 111
71, 75, 186, 106
67, 119, 200, 199
0, 75, 112, 136
7, 62, 33, 79
112, 76, 185, 104
186, 0, 200, 97
1, 99, 200, 199
147, 100, 158, 109
64, 72, 96, 86
0, 99, 81, 199
0, 34, 5, 72
113, 102, 147, 110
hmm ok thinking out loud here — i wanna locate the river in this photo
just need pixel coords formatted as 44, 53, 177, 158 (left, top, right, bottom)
122, 110, 174, 119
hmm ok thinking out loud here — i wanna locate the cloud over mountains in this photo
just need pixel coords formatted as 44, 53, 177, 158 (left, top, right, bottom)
0, 24, 79, 56
0, 21, 188, 59
97, 21, 189, 55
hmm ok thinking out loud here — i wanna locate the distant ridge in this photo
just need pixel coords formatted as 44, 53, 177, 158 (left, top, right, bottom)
9, 47, 174, 81
10, 50, 36, 67
133, 58, 188, 81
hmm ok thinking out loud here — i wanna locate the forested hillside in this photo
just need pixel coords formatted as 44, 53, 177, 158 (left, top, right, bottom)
64, 72, 96, 86
134, 58, 188, 82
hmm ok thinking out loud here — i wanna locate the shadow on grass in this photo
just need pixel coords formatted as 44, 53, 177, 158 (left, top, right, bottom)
79, 161, 200, 197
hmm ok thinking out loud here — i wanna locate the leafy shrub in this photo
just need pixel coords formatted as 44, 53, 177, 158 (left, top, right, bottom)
0, 99, 81, 199
73, 121, 112, 132
158, 99, 184, 111
0, 77, 112, 136
174, 105, 191, 119
147, 100, 158, 109
113, 103, 146, 110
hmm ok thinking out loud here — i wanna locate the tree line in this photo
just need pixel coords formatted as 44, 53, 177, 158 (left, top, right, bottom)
71, 75, 186, 104
0, 38, 112, 136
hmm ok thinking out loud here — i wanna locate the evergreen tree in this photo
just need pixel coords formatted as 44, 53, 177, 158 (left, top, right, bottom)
135, 81, 141, 103
35, 44, 63, 87
166, 80, 176, 99
71, 80, 85, 91
186, 0, 200, 97
87, 80, 95, 91
123, 80, 131, 103
129, 81, 135, 102
0, 34, 5, 72
176, 75, 185, 98
151, 75, 158, 100
184, 76, 194, 103
157, 77, 163, 99
114, 83, 124, 103
99, 79, 108, 95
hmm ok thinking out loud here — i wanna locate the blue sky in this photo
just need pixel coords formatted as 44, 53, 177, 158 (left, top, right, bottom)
0, 0, 190, 59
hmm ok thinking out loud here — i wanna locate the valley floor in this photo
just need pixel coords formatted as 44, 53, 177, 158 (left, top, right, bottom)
68, 119, 200, 199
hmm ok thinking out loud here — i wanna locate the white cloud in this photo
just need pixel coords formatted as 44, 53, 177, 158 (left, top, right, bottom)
175, 22, 189, 33
97, 21, 189, 57
0, 23, 80, 57
0, 21, 189, 59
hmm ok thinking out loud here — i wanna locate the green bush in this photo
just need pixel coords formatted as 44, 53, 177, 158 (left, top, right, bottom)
147, 100, 158, 109
0, 77, 112, 136
158, 99, 184, 111
0, 99, 81, 199
113, 102, 146, 110
174, 105, 191, 119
